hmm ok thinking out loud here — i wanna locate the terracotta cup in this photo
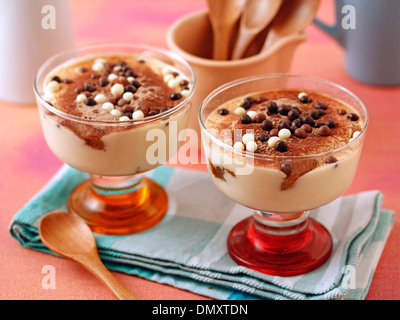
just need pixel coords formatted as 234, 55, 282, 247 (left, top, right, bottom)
166, 10, 306, 148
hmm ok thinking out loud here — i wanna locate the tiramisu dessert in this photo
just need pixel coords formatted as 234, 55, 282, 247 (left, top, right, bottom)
37, 50, 194, 176
203, 88, 366, 213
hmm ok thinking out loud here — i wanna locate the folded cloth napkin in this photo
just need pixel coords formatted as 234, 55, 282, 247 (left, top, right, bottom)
10, 165, 394, 300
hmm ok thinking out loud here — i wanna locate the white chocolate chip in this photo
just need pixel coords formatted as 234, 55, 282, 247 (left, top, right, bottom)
164, 74, 174, 83
242, 133, 254, 145
246, 141, 258, 153
119, 116, 130, 121
181, 89, 190, 98
234, 107, 246, 116
92, 62, 105, 72
132, 110, 145, 120
113, 65, 122, 72
94, 94, 107, 104
110, 109, 122, 117
233, 142, 244, 152
46, 80, 60, 93
278, 128, 291, 139
102, 102, 114, 111
122, 92, 134, 102
108, 73, 118, 81
168, 78, 180, 89
127, 76, 135, 82
75, 93, 87, 103
111, 83, 124, 96
95, 58, 107, 64
162, 66, 174, 75
247, 111, 257, 120
268, 136, 280, 148
352, 131, 361, 139
298, 92, 308, 99
175, 75, 184, 83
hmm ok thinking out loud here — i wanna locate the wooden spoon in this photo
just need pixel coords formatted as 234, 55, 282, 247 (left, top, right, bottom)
39, 211, 140, 300
261, 0, 320, 50
207, 0, 245, 60
231, 0, 282, 60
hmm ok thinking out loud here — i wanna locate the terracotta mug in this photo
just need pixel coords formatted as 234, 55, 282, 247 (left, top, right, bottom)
166, 10, 306, 148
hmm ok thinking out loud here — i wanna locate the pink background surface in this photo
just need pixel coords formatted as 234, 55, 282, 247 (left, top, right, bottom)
1, 0, 399, 299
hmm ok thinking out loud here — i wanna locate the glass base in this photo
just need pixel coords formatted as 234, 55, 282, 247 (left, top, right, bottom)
67, 175, 168, 235
227, 215, 332, 277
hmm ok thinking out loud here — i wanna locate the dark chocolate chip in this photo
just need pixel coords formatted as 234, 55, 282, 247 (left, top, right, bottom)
302, 115, 315, 126
288, 109, 300, 121
314, 121, 324, 128
240, 114, 252, 124
256, 96, 267, 103
90, 73, 101, 79
258, 133, 270, 142
294, 128, 307, 139
85, 97, 96, 106
280, 163, 292, 176
347, 113, 359, 121
269, 128, 279, 137
278, 104, 290, 115
275, 140, 288, 152
292, 118, 303, 128
261, 119, 273, 131
83, 82, 96, 92
121, 105, 134, 113
123, 112, 133, 119
148, 110, 159, 116
309, 109, 321, 120
325, 119, 336, 128
240, 100, 252, 110
300, 95, 311, 103
170, 92, 182, 100
50, 76, 61, 83
125, 85, 137, 93
266, 101, 278, 113
125, 70, 136, 78
130, 80, 142, 88
118, 99, 128, 107
218, 108, 229, 116
254, 113, 266, 123
180, 79, 189, 87
74, 86, 84, 94
318, 125, 331, 136
326, 156, 338, 164
301, 124, 312, 133
98, 77, 109, 87
315, 102, 327, 110
244, 96, 256, 105
278, 120, 291, 131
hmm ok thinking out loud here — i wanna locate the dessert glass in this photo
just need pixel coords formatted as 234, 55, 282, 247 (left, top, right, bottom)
199, 74, 368, 276
34, 44, 196, 235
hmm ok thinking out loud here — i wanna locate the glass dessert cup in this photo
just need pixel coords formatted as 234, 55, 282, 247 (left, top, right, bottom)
34, 44, 196, 235
199, 74, 368, 276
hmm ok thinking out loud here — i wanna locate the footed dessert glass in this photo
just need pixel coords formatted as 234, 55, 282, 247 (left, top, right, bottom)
34, 44, 195, 235
199, 74, 368, 276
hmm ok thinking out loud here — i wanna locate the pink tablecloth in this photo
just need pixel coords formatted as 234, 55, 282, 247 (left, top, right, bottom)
1, 0, 399, 300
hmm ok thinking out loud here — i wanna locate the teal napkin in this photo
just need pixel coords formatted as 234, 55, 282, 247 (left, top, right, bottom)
9, 165, 394, 300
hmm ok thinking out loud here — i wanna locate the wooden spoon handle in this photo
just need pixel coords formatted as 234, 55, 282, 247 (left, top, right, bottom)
83, 258, 141, 300
211, 25, 232, 60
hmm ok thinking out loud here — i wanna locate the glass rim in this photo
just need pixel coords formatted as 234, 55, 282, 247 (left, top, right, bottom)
33, 42, 197, 125
198, 73, 369, 161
